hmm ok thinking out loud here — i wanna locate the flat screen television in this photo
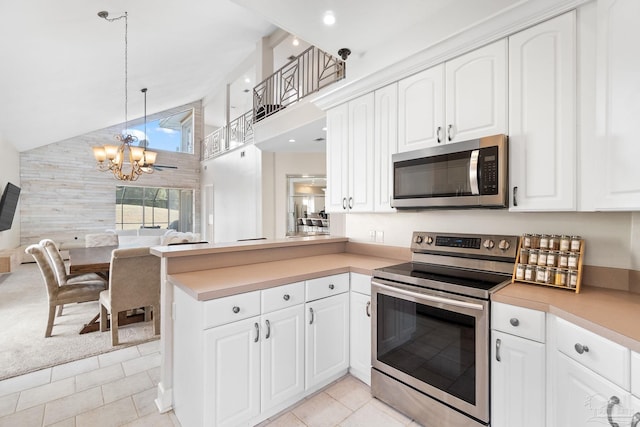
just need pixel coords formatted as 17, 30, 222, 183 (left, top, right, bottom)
0, 182, 21, 232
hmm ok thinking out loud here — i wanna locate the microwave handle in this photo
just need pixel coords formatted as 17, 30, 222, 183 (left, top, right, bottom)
469, 149, 480, 195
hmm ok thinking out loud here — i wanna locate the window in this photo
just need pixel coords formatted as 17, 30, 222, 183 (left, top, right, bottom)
128, 109, 194, 154
115, 186, 194, 231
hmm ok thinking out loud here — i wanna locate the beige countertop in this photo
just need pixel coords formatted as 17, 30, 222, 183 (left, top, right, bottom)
493, 283, 640, 353
168, 252, 401, 301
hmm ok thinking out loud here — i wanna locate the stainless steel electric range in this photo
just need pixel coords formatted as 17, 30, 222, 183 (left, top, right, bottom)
371, 231, 518, 427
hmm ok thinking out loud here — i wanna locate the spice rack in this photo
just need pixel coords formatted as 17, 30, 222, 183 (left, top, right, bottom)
511, 234, 585, 293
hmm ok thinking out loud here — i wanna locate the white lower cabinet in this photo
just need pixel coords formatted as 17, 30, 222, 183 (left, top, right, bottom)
490, 302, 546, 427
349, 273, 372, 385
204, 317, 261, 427
305, 292, 350, 391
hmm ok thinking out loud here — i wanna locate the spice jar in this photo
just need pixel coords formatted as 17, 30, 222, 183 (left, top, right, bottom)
559, 235, 571, 252
536, 266, 547, 283
570, 236, 582, 252
549, 235, 560, 250
558, 252, 569, 268
529, 249, 539, 266
515, 264, 525, 281
531, 234, 541, 249
524, 265, 535, 281
568, 252, 579, 270
546, 251, 558, 267
539, 234, 550, 250
568, 270, 578, 289
520, 248, 529, 264
537, 250, 548, 266
522, 234, 532, 249
554, 268, 568, 286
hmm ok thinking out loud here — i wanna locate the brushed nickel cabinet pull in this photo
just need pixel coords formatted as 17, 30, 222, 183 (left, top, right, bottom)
437, 126, 442, 143
447, 124, 453, 141
309, 307, 314, 325
574, 343, 589, 354
513, 186, 518, 207
366, 301, 371, 317
606, 396, 619, 427
254, 322, 260, 343
265, 319, 271, 339
496, 338, 502, 362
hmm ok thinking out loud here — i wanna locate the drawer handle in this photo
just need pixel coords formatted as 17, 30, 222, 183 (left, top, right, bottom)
254, 322, 260, 343
606, 396, 620, 427
232, 306, 240, 314
283, 294, 290, 301
329, 284, 335, 290
509, 318, 519, 327
631, 412, 640, 427
265, 319, 271, 340
574, 343, 589, 354
495, 338, 501, 362
366, 301, 371, 317
309, 307, 314, 325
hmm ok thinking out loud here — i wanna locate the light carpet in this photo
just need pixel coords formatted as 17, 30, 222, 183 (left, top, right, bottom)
0, 262, 158, 381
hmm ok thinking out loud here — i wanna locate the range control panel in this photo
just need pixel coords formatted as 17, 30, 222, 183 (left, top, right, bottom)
411, 231, 519, 260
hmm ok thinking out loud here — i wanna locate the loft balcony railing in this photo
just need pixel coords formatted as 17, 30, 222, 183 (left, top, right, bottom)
202, 110, 253, 160
253, 45, 346, 122
202, 45, 345, 160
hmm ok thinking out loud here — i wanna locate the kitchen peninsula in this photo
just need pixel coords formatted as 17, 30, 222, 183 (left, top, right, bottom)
149, 235, 407, 425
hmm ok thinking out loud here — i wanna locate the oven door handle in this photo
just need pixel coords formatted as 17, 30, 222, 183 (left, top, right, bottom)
374, 282, 485, 311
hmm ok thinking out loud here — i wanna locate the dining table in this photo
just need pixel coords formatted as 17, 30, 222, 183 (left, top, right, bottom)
68, 245, 147, 334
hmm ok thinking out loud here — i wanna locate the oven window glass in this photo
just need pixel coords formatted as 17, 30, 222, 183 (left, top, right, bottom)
394, 151, 472, 199
377, 293, 476, 405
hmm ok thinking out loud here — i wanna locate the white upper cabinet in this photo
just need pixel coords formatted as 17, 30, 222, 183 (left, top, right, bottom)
374, 83, 398, 212
325, 103, 349, 212
508, 11, 577, 211
594, 0, 640, 209
397, 40, 507, 153
398, 65, 444, 152
348, 93, 375, 212
445, 39, 508, 143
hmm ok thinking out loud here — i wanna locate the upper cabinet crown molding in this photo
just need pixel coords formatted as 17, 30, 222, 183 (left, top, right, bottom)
311, 0, 590, 111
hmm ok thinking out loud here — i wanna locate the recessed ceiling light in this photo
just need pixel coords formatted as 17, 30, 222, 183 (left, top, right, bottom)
323, 11, 336, 26
322, 127, 327, 131
289, 139, 296, 143
292, 37, 300, 46
244, 77, 251, 83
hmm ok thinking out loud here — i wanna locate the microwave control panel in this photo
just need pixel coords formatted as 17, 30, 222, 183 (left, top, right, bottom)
479, 146, 499, 195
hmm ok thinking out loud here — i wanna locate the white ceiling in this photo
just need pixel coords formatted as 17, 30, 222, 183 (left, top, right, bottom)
1, 0, 529, 153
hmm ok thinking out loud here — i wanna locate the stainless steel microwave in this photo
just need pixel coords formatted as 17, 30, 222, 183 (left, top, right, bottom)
391, 134, 508, 209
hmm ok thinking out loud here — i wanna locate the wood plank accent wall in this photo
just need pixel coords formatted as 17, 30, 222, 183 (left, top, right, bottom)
19, 101, 203, 249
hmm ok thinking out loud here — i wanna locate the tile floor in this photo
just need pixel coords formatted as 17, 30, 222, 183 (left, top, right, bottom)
0, 342, 420, 427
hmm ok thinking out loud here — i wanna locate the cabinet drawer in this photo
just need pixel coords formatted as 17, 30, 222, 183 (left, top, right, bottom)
555, 316, 630, 389
203, 291, 261, 329
306, 273, 349, 301
491, 302, 545, 343
261, 281, 304, 313
632, 351, 640, 397
350, 272, 371, 295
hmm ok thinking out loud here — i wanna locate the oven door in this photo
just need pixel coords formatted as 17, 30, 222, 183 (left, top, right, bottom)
372, 278, 490, 423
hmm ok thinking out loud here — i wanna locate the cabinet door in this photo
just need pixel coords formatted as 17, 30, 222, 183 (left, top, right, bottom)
204, 317, 261, 427
491, 330, 545, 427
595, 0, 640, 209
326, 103, 349, 212
305, 292, 350, 390
509, 12, 576, 211
261, 304, 305, 413
552, 351, 628, 426
349, 291, 371, 385
348, 93, 375, 212
397, 65, 444, 152
374, 83, 398, 212
445, 39, 507, 143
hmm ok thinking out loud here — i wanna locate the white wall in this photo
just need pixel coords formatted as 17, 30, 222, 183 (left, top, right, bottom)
345, 211, 634, 270
273, 152, 326, 238
0, 134, 20, 250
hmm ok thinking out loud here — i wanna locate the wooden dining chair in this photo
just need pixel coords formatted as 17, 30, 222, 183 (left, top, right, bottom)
99, 247, 160, 345
40, 239, 107, 316
25, 244, 106, 338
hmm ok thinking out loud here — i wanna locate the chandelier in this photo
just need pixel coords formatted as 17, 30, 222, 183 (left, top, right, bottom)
92, 11, 157, 181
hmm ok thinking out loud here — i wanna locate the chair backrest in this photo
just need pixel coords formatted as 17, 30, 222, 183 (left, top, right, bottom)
40, 239, 69, 286
108, 247, 160, 309
85, 232, 119, 248
161, 231, 201, 246
25, 244, 59, 300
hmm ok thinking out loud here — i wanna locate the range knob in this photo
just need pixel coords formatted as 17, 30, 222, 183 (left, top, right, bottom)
414, 235, 424, 244
483, 239, 495, 249
425, 236, 434, 245
498, 239, 511, 251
